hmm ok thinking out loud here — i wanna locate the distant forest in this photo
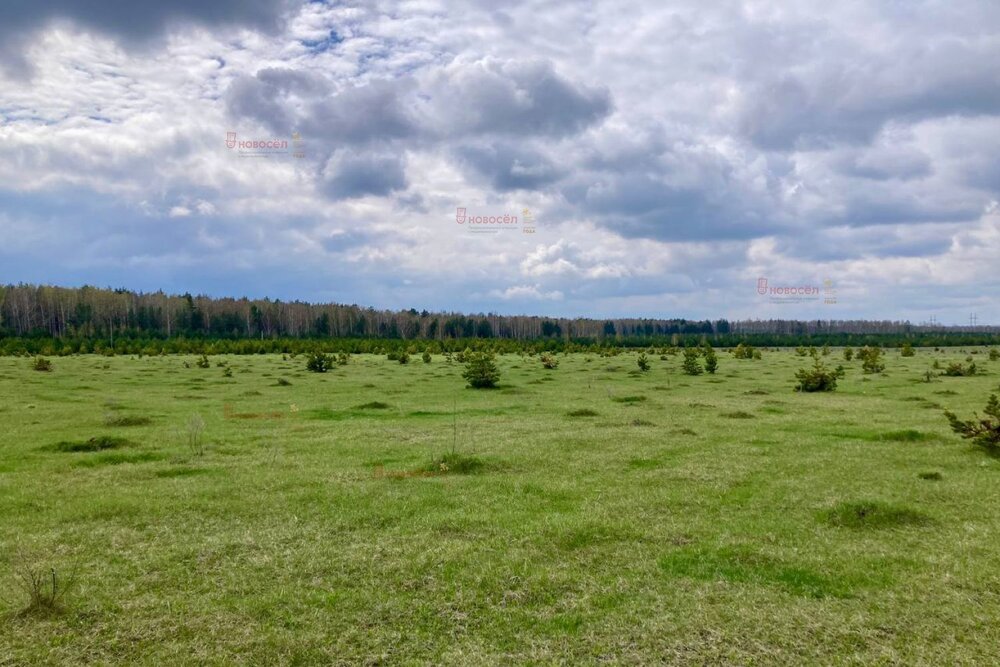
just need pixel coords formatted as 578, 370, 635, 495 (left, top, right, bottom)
0, 284, 997, 355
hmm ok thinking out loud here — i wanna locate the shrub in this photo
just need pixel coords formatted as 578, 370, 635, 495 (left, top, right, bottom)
422, 351, 432, 364
222, 367, 233, 378
32, 357, 53, 372
795, 346, 808, 357
195, 354, 210, 369
462, 351, 500, 389
942, 361, 977, 377
276, 378, 292, 386
337, 352, 351, 366
306, 351, 334, 373
944, 394, 1000, 454
858, 346, 885, 374
398, 351, 410, 365
733, 343, 756, 359
843, 347, 854, 361
990, 348, 1000, 361
794, 358, 844, 392
901, 342, 915, 357
541, 353, 559, 369
636, 353, 651, 372
703, 344, 718, 374
821, 344, 831, 356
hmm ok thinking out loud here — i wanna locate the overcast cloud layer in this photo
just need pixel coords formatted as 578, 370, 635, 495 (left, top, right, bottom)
1, 0, 998, 323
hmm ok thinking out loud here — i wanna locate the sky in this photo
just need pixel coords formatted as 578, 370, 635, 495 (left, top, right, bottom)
0, 0, 998, 325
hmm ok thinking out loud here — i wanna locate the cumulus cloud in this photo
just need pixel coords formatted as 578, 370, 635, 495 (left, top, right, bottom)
1, 0, 998, 322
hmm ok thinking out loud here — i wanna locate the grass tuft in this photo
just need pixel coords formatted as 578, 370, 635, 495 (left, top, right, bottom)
823, 501, 931, 529
355, 401, 392, 410
51, 436, 133, 453
102, 413, 153, 427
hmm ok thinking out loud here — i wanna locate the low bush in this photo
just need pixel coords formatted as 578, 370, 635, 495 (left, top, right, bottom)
794, 358, 844, 392
306, 352, 334, 373
32, 357, 53, 372
942, 361, 977, 377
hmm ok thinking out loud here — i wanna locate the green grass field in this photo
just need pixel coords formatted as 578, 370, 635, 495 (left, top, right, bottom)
2, 349, 999, 664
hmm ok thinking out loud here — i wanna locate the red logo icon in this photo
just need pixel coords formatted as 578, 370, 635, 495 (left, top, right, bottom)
456, 207, 466, 224
756, 277, 768, 295
225, 131, 237, 149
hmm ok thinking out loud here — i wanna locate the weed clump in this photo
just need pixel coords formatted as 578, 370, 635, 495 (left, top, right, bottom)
567, 408, 599, 417
541, 353, 559, 370
32, 357, 53, 372
918, 471, 943, 481
11, 554, 77, 617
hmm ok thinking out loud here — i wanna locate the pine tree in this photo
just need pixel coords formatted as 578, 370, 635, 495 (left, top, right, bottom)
703, 343, 718, 374
682, 348, 703, 376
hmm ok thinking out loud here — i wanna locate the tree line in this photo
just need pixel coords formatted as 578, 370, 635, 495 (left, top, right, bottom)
0, 284, 996, 350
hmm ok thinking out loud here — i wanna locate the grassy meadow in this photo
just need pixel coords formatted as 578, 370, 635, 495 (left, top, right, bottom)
2, 348, 1000, 664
